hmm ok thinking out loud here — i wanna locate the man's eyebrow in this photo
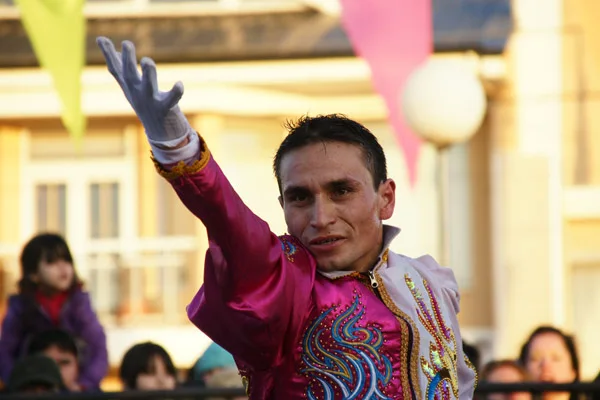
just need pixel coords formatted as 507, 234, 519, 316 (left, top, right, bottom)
326, 178, 359, 189
282, 185, 309, 196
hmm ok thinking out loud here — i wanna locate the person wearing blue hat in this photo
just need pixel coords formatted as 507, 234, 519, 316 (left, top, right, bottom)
191, 343, 237, 384
190, 343, 246, 400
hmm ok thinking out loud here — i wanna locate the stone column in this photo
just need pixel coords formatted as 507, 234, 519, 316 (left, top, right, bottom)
490, 0, 565, 357
0, 125, 23, 244
0, 125, 24, 316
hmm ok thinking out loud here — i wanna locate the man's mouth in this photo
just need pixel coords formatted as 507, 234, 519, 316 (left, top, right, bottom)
310, 236, 344, 246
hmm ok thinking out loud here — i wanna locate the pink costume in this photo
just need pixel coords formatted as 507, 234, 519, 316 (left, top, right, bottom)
155, 136, 477, 399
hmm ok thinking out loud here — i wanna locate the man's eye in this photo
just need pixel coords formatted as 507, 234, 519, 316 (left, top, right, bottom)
288, 194, 308, 203
334, 188, 351, 196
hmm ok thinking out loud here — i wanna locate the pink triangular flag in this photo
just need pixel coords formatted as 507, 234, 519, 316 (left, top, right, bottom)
340, 0, 432, 185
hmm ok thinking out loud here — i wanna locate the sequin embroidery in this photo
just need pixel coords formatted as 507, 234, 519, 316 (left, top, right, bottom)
406, 274, 459, 399
279, 236, 298, 262
301, 295, 394, 400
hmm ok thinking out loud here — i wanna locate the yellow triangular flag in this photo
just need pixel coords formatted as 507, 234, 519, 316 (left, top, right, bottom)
15, 0, 87, 143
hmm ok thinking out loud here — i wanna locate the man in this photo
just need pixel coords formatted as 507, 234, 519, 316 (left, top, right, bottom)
27, 329, 84, 392
6, 354, 63, 394
97, 37, 476, 399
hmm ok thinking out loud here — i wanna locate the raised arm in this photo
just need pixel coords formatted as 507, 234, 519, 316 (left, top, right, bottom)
96, 37, 316, 369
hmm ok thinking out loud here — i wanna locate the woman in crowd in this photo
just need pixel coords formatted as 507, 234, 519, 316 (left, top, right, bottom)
519, 326, 580, 400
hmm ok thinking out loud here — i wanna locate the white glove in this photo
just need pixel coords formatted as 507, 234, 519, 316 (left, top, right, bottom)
96, 36, 193, 143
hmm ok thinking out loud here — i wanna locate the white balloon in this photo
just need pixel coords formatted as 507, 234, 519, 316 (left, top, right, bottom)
401, 59, 487, 147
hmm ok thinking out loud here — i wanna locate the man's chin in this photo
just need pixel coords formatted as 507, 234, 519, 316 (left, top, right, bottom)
315, 258, 348, 273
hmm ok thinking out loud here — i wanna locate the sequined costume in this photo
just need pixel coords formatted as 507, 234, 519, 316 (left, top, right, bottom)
155, 136, 476, 399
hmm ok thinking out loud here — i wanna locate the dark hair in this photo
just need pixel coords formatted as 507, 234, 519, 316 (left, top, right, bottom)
481, 359, 530, 382
462, 341, 481, 373
119, 342, 177, 390
518, 326, 580, 382
273, 114, 388, 193
18, 233, 81, 295
27, 329, 79, 359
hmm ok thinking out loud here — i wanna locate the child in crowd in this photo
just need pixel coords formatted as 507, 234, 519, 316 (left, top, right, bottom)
0, 233, 108, 390
119, 341, 177, 391
27, 328, 85, 392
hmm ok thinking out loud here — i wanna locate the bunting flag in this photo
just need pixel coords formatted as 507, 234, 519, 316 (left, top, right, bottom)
339, 0, 432, 185
16, 0, 87, 142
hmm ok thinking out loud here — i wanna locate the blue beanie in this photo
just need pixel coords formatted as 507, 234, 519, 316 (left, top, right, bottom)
193, 343, 236, 378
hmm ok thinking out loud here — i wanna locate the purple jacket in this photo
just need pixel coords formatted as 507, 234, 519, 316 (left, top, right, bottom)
0, 289, 108, 389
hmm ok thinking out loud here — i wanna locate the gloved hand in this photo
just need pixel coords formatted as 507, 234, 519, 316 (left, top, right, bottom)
96, 36, 193, 143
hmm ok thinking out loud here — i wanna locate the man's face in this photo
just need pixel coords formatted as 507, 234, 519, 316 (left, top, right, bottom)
42, 345, 79, 392
279, 141, 395, 273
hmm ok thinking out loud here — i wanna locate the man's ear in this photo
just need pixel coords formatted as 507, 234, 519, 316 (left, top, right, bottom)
278, 195, 284, 209
378, 179, 396, 220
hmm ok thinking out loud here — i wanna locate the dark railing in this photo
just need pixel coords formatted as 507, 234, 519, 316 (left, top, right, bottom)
2, 383, 600, 399
476, 382, 600, 399
0, 387, 247, 400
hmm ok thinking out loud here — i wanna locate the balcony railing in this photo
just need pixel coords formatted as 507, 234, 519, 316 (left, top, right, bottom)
0, 236, 201, 327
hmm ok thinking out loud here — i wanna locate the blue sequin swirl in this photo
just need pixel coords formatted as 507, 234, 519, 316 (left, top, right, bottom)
301, 296, 393, 400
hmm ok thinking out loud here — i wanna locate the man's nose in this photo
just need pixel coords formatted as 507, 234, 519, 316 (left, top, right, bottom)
310, 197, 336, 228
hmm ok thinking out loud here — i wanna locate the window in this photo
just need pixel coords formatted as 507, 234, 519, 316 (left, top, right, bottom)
156, 177, 195, 236
90, 183, 120, 239
87, 253, 121, 318
24, 126, 200, 327
35, 184, 67, 235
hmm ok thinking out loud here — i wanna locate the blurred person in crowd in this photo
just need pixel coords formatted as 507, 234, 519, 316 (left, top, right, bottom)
519, 326, 580, 400
188, 343, 238, 386
97, 37, 476, 399
5, 354, 63, 394
463, 341, 481, 374
480, 359, 531, 400
190, 343, 246, 400
119, 341, 177, 391
205, 368, 247, 400
0, 233, 108, 390
27, 328, 92, 392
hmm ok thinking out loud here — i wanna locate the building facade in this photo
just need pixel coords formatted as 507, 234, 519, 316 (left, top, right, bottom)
0, 0, 599, 382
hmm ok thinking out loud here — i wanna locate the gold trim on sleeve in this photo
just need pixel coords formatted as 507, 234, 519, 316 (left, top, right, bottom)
151, 133, 211, 181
